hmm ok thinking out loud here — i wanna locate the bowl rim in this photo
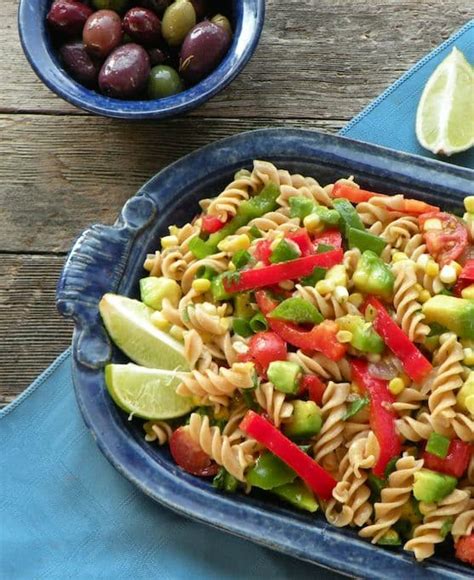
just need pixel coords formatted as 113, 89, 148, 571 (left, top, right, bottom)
18, 0, 265, 119
58, 128, 474, 579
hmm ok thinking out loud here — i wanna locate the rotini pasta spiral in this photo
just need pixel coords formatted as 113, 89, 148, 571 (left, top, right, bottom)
205, 173, 258, 221
289, 350, 352, 382
359, 454, 424, 543
294, 284, 360, 319
404, 489, 470, 561
356, 195, 405, 226
255, 382, 293, 427
143, 420, 173, 445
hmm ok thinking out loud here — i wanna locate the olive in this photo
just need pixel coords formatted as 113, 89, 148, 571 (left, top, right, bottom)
91, 0, 129, 12
83, 10, 122, 59
189, 0, 207, 20
211, 14, 232, 36
148, 47, 167, 65
99, 43, 151, 98
161, 0, 196, 47
59, 40, 99, 87
123, 7, 162, 46
138, 0, 171, 15
180, 21, 231, 84
148, 64, 183, 98
47, 0, 93, 37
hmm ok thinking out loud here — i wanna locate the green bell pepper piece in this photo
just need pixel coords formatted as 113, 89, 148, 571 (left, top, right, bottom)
196, 265, 217, 280
272, 479, 319, 513
426, 432, 451, 458
269, 297, 323, 325
233, 317, 253, 338
249, 312, 268, 333
301, 266, 326, 286
377, 529, 401, 546
248, 225, 263, 239
316, 243, 335, 254
353, 250, 395, 299
269, 238, 301, 263
312, 205, 340, 226
246, 451, 297, 490
211, 274, 232, 301
213, 467, 239, 493
338, 314, 385, 354
333, 198, 365, 235
232, 249, 251, 269
348, 227, 387, 256
289, 196, 316, 220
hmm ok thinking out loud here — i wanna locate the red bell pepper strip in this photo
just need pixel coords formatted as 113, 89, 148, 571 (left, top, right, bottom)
332, 183, 440, 214
422, 439, 472, 478
313, 229, 343, 250
351, 359, 401, 477
239, 410, 337, 499
255, 290, 347, 361
364, 297, 432, 383
201, 215, 227, 234
300, 375, 326, 405
286, 229, 314, 256
453, 259, 474, 296
223, 249, 343, 293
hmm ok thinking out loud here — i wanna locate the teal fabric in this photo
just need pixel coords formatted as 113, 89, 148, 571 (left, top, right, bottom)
1, 21, 473, 579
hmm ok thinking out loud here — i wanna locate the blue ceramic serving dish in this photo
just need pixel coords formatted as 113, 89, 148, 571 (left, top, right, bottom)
57, 129, 474, 579
18, 0, 264, 119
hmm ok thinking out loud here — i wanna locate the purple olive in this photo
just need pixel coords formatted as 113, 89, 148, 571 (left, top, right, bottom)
138, 0, 171, 15
83, 10, 123, 59
99, 43, 150, 98
189, 0, 208, 20
123, 7, 162, 46
148, 47, 167, 65
47, 0, 93, 37
60, 41, 100, 87
179, 21, 231, 85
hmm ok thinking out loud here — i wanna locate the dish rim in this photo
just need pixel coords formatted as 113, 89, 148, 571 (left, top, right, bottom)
57, 128, 474, 579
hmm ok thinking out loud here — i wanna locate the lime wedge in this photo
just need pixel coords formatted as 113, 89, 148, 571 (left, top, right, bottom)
416, 47, 474, 156
99, 293, 188, 371
105, 363, 194, 420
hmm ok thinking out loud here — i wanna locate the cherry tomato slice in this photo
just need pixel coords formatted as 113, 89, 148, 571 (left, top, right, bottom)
254, 239, 272, 265
244, 331, 287, 375
170, 427, 219, 477
419, 212, 468, 267
455, 534, 474, 566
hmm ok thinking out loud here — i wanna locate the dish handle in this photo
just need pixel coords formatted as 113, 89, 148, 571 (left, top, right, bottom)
56, 195, 157, 368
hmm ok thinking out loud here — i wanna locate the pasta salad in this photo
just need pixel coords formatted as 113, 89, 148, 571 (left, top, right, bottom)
100, 161, 474, 565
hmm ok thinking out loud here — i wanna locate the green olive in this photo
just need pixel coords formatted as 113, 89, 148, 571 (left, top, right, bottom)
91, 0, 129, 13
211, 14, 232, 36
162, 0, 196, 47
148, 65, 184, 98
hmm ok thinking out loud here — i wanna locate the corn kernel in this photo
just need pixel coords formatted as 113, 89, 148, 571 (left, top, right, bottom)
450, 261, 463, 276
315, 280, 334, 295
217, 234, 251, 253
388, 377, 405, 395
418, 289, 431, 303
464, 196, 474, 213
392, 252, 408, 263
150, 311, 170, 331
463, 348, 474, 366
303, 213, 322, 233
169, 325, 184, 341
337, 330, 353, 343
414, 283, 424, 293
439, 264, 457, 285
425, 261, 440, 277
326, 265, 347, 287
423, 218, 442, 231
466, 395, 474, 415
461, 284, 474, 300
161, 235, 178, 249
334, 285, 349, 303
348, 292, 364, 307
192, 278, 211, 293
417, 254, 431, 269
169, 225, 180, 237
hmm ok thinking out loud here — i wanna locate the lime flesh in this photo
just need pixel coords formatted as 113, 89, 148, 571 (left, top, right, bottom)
416, 47, 474, 156
99, 293, 188, 371
105, 363, 194, 420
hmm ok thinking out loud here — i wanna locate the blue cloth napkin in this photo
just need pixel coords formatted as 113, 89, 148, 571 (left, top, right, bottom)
1, 20, 473, 580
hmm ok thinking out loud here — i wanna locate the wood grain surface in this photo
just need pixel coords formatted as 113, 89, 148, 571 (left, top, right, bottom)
1, 0, 472, 405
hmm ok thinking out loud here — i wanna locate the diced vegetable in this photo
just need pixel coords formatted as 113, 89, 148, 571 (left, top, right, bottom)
426, 432, 451, 459
212, 467, 239, 492
269, 297, 323, 325
313, 229, 343, 250
419, 211, 468, 267
422, 295, 474, 340
422, 439, 472, 478
299, 374, 326, 406
246, 451, 297, 490
333, 198, 365, 235
413, 469, 457, 503
283, 400, 323, 439
170, 427, 219, 477
267, 361, 302, 394
239, 411, 337, 499
233, 317, 253, 338
348, 227, 387, 256
351, 359, 401, 477
272, 479, 319, 512
211, 273, 232, 301
249, 312, 268, 333
343, 396, 370, 421
353, 251, 394, 299
338, 315, 385, 354
243, 331, 288, 375
289, 196, 316, 220
270, 238, 301, 263
232, 249, 252, 269
455, 534, 474, 566
365, 297, 433, 383
202, 215, 226, 234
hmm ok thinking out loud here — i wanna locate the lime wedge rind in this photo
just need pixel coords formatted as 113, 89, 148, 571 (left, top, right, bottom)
416, 47, 474, 156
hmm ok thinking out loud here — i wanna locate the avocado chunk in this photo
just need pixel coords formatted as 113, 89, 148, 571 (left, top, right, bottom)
246, 452, 297, 490
267, 361, 302, 394
272, 479, 319, 513
283, 400, 323, 439
377, 529, 401, 546
413, 468, 458, 503
457, 371, 474, 414
139, 277, 181, 310
422, 295, 474, 340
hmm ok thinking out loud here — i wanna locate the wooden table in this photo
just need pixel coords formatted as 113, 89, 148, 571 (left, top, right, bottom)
1, 1, 472, 407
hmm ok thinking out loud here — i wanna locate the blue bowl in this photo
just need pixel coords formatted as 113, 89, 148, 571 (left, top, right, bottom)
57, 129, 474, 578
18, 0, 264, 119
